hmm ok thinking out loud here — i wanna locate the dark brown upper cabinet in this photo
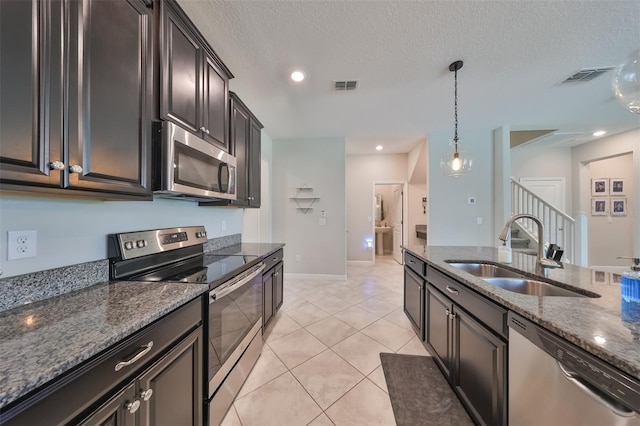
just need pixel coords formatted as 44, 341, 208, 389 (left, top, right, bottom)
200, 92, 262, 208
159, 0, 232, 152
0, 0, 153, 198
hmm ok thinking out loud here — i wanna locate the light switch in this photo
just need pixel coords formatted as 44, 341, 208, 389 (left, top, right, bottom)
319, 218, 327, 226
476, 217, 483, 225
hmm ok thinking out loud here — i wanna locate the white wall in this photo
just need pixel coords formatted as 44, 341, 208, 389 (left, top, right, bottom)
346, 154, 408, 262
428, 130, 495, 246
511, 142, 573, 213
572, 128, 640, 261
272, 138, 346, 277
0, 194, 243, 277
585, 154, 634, 266
243, 130, 273, 243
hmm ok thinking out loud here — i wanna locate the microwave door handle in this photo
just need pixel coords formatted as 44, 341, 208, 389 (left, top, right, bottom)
217, 164, 227, 193
227, 166, 234, 195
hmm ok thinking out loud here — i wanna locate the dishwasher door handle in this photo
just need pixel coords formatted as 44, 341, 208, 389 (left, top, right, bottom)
557, 361, 636, 418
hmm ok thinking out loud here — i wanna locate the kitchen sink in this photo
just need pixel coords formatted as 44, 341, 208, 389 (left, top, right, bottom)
482, 278, 587, 297
446, 261, 598, 298
447, 262, 524, 278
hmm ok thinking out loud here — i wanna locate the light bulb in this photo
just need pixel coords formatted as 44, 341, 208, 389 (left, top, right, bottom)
291, 71, 305, 82
451, 154, 462, 171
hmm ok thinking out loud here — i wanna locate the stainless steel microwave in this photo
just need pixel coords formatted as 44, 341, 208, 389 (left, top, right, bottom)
153, 121, 236, 201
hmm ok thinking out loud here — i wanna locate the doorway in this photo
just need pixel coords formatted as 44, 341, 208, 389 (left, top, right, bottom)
373, 182, 406, 265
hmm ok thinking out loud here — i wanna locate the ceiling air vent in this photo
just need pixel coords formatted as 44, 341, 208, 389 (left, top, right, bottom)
334, 80, 359, 91
562, 67, 615, 83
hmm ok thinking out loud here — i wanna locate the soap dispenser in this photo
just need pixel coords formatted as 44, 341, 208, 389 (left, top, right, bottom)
618, 256, 640, 303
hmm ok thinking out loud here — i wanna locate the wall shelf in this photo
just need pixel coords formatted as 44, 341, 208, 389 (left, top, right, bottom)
291, 186, 319, 213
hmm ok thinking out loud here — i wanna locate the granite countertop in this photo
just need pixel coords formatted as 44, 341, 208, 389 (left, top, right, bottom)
208, 242, 285, 257
403, 245, 640, 380
0, 281, 207, 410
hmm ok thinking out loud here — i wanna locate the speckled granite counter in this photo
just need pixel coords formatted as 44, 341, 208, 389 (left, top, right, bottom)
0, 281, 207, 410
403, 245, 640, 380
208, 242, 285, 257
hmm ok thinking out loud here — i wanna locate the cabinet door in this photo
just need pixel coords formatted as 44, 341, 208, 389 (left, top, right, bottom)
160, 2, 200, 133
231, 99, 250, 206
426, 285, 452, 378
248, 118, 262, 207
138, 327, 202, 426
0, 0, 63, 188
67, 0, 152, 196
274, 262, 284, 311
262, 270, 274, 328
202, 55, 229, 150
454, 308, 506, 426
403, 268, 424, 340
77, 382, 137, 426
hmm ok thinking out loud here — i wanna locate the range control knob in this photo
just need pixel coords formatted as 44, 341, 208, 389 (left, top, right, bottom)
124, 241, 134, 250
136, 240, 147, 248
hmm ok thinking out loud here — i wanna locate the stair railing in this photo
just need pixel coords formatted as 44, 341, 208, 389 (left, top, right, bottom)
510, 178, 575, 263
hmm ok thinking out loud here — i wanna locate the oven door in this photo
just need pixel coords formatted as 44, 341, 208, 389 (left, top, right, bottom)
207, 263, 264, 397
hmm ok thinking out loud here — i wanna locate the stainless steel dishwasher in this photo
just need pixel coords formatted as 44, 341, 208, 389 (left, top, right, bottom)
508, 312, 640, 425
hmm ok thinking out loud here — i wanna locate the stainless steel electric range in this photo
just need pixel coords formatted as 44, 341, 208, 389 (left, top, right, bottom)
108, 226, 264, 425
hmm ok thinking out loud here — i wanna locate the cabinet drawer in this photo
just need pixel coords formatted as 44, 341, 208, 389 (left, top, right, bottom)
404, 251, 426, 277
427, 266, 507, 338
264, 248, 283, 272
2, 297, 202, 425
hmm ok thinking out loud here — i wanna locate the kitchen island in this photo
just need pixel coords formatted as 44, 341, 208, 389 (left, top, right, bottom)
404, 245, 640, 378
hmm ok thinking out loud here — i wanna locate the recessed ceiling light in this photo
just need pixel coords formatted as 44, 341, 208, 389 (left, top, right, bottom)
593, 130, 606, 137
376, 145, 383, 151
291, 71, 305, 82
594, 335, 606, 345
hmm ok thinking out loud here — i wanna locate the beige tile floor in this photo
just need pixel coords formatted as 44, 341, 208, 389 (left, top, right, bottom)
221, 256, 430, 426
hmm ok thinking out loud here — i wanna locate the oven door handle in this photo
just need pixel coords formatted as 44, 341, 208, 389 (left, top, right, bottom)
210, 264, 265, 302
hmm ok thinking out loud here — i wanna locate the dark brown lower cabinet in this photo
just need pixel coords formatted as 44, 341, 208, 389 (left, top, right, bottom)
263, 258, 284, 330
263, 270, 274, 328
454, 308, 506, 426
0, 298, 202, 426
274, 262, 283, 311
403, 267, 425, 340
425, 282, 507, 426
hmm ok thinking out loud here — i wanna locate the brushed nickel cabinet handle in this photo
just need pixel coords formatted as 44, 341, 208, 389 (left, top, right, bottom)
126, 400, 141, 413
115, 341, 153, 371
49, 161, 65, 170
141, 389, 153, 401
69, 164, 83, 174
446, 285, 459, 295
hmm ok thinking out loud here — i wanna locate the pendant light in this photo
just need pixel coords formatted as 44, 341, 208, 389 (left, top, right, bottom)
612, 49, 640, 115
440, 60, 472, 177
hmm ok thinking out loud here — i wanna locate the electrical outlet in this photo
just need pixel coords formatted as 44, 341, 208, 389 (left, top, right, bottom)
221, 220, 227, 231
8, 230, 37, 260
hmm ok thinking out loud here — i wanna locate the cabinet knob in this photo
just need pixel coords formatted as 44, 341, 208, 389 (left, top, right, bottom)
69, 164, 83, 174
205, 128, 210, 134
200, 126, 206, 132
49, 161, 65, 171
141, 388, 153, 401
126, 400, 141, 414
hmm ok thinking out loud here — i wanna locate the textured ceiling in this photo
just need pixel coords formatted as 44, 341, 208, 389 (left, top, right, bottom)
178, 0, 640, 154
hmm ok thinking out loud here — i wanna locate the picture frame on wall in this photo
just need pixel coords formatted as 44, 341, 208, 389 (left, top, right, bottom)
591, 198, 608, 216
610, 178, 626, 196
611, 198, 627, 216
591, 178, 608, 196
591, 269, 609, 285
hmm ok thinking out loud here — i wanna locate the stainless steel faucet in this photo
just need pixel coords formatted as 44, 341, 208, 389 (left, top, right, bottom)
499, 214, 562, 276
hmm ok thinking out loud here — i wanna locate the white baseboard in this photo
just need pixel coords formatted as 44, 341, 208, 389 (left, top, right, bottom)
284, 273, 347, 281
347, 260, 373, 266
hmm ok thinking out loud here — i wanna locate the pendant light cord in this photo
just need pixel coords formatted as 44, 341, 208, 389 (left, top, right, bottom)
453, 67, 459, 151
